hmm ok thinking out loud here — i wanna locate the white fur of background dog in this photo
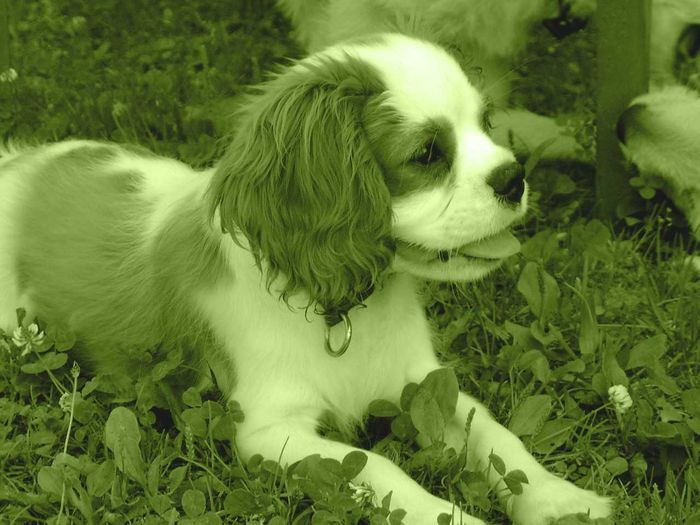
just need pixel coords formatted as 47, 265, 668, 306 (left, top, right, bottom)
618, 0, 700, 235
0, 34, 611, 525
277, 0, 595, 161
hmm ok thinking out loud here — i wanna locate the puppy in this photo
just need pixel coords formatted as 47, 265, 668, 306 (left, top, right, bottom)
0, 35, 610, 524
276, 0, 595, 161
617, 1, 700, 232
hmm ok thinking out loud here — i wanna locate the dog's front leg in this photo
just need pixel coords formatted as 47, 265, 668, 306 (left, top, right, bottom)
236, 417, 487, 525
420, 390, 612, 525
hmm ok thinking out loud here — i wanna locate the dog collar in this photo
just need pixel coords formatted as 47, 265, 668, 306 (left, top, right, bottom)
321, 284, 375, 357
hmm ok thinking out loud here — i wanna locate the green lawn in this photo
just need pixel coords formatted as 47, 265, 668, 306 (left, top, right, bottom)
0, 1, 698, 524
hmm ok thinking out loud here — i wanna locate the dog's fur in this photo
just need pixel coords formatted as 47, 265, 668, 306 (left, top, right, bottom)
0, 35, 610, 524
276, 0, 596, 161
619, 86, 700, 232
618, 0, 700, 231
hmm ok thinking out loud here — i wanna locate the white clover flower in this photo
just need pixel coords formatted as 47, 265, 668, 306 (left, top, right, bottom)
608, 385, 633, 415
348, 481, 374, 506
0, 68, 18, 83
11, 327, 24, 348
12, 323, 46, 356
59, 392, 73, 413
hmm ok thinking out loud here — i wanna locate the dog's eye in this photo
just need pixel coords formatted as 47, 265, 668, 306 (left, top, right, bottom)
412, 140, 444, 166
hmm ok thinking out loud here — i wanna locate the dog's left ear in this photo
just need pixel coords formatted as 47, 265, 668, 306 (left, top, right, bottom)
208, 54, 395, 317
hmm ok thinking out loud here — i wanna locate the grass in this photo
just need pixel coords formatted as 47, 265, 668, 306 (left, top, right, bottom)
1, 1, 699, 524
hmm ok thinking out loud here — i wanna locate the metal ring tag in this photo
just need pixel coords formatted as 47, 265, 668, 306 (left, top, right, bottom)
324, 312, 352, 357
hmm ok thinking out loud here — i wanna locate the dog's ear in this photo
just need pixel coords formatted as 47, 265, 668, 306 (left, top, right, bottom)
208, 55, 395, 315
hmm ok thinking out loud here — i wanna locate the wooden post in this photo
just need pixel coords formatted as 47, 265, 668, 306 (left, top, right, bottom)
596, 0, 651, 219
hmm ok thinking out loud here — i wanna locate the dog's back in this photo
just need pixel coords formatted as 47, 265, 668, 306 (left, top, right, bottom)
0, 141, 221, 377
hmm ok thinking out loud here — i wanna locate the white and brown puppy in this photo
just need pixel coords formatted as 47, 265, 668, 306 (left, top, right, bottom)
0, 35, 610, 524
277, 0, 595, 160
617, 0, 700, 232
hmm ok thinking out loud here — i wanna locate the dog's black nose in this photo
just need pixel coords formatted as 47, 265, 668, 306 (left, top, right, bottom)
616, 103, 646, 144
487, 162, 525, 204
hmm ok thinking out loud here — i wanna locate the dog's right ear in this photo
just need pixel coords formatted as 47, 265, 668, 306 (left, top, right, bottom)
207, 53, 395, 314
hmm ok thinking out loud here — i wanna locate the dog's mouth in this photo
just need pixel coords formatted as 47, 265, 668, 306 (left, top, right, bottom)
395, 229, 521, 265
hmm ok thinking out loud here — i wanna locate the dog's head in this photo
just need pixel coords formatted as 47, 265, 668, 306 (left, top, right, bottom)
617, 86, 700, 231
209, 34, 527, 316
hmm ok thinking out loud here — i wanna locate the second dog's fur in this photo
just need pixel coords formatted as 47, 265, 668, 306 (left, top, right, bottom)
618, 0, 700, 232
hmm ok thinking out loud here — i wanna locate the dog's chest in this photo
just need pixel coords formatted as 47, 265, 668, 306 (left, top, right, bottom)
200, 268, 438, 423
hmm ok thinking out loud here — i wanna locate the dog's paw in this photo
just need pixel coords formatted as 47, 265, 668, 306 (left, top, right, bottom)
508, 475, 612, 525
